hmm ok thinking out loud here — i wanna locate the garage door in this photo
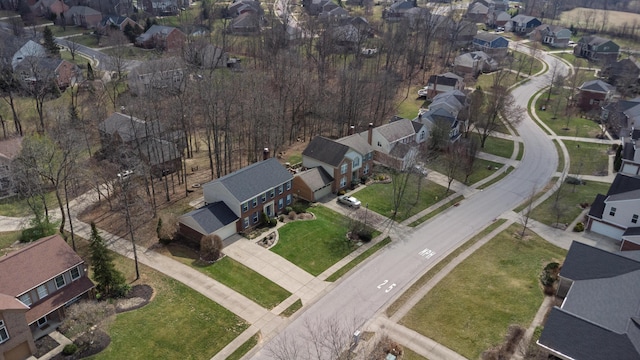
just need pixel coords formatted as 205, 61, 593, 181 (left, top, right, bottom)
590, 221, 625, 240
314, 185, 332, 201
213, 222, 237, 240
4, 341, 32, 360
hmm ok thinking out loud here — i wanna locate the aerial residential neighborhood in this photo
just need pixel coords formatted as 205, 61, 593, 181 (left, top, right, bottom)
0, 0, 639, 359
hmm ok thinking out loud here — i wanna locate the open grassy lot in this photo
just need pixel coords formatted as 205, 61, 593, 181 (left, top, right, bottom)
354, 175, 450, 222
271, 206, 356, 276
560, 8, 640, 48
67, 239, 249, 360
402, 348, 428, 359
530, 180, 611, 227
407, 195, 465, 227
475, 71, 520, 90
552, 52, 589, 68
326, 237, 392, 282
400, 224, 566, 359
535, 95, 602, 138
396, 87, 428, 119
48, 26, 87, 37
102, 46, 162, 60
563, 140, 611, 175
0, 191, 59, 217
72, 34, 100, 47
161, 245, 291, 309
474, 134, 514, 159
427, 157, 505, 186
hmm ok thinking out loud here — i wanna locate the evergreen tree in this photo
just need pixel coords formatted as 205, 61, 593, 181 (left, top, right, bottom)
87, 62, 94, 80
42, 26, 59, 56
614, 145, 623, 172
89, 222, 129, 298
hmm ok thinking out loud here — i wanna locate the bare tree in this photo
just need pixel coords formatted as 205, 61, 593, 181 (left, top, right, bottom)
200, 234, 223, 262
520, 186, 537, 239
472, 83, 524, 149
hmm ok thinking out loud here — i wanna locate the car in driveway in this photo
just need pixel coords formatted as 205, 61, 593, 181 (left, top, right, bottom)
338, 195, 361, 208
417, 87, 429, 97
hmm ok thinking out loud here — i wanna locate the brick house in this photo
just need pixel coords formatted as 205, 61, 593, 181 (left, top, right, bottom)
577, 79, 616, 112
0, 295, 34, 360
0, 235, 94, 349
14, 57, 81, 91
97, 15, 141, 34
179, 157, 294, 242
135, 25, 186, 52
302, 134, 374, 193
63, 6, 102, 29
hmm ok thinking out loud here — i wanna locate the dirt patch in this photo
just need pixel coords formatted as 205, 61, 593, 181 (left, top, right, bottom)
115, 284, 155, 313
34, 335, 59, 358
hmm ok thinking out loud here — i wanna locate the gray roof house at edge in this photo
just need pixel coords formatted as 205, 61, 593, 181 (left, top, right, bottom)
374, 119, 416, 143
579, 79, 616, 93
206, 157, 293, 204
98, 112, 163, 142
303, 136, 350, 167
296, 167, 333, 191
179, 201, 238, 234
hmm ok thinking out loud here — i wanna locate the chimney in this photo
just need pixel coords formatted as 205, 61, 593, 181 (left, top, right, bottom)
367, 123, 373, 145
349, 125, 355, 135
263, 147, 270, 160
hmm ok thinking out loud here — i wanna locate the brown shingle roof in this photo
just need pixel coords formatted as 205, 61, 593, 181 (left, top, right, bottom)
0, 235, 85, 297
0, 293, 29, 311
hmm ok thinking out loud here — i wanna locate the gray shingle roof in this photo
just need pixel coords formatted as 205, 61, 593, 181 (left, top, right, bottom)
588, 193, 606, 219
210, 158, 292, 203
607, 173, 640, 196
179, 201, 238, 235
98, 112, 162, 143
303, 136, 349, 167
374, 119, 416, 143
608, 188, 640, 202
579, 79, 616, 93
336, 134, 373, 156
139, 138, 181, 165
560, 241, 640, 281
296, 167, 333, 192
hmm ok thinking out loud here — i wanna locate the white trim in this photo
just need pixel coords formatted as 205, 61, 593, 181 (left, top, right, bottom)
55, 274, 66, 289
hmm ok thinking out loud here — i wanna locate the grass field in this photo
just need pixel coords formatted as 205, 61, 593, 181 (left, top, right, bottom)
396, 86, 429, 120
427, 157, 505, 186
400, 224, 566, 359
227, 334, 259, 360
407, 195, 465, 227
271, 206, 356, 276
474, 134, 515, 159
354, 175, 450, 222
162, 245, 291, 309
535, 95, 602, 138
530, 180, 611, 227
563, 140, 611, 175
552, 52, 590, 68
560, 8, 640, 46
0, 231, 21, 255
326, 237, 392, 282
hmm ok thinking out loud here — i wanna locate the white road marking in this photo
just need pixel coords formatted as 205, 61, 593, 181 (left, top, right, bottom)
385, 284, 396, 293
376, 280, 388, 289
419, 248, 435, 259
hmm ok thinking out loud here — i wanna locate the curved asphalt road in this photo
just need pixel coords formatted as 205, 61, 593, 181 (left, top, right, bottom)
251, 53, 569, 359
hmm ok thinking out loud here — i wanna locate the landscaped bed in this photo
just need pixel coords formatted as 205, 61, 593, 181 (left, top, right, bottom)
355, 174, 449, 222
400, 224, 566, 359
270, 206, 357, 276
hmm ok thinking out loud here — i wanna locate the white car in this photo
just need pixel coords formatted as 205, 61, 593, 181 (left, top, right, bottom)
117, 170, 134, 180
338, 195, 362, 208
417, 87, 429, 97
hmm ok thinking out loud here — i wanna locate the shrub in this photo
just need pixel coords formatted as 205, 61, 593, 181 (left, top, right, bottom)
288, 211, 296, 220
285, 206, 293, 214
573, 222, 584, 232
269, 218, 278, 227
338, 190, 346, 195
63, 344, 78, 355
360, 176, 368, 184
292, 201, 310, 213
565, 176, 585, 185
201, 234, 223, 262
358, 231, 373, 242
279, 215, 285, 222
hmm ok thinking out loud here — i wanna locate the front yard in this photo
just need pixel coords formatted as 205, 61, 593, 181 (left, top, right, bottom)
354, 174, 449, 222
563, 140, 611, 175
535, 94, 603, 138
400, 224, 566, 359
271, 205, 362, 276
426, 157, 505, 186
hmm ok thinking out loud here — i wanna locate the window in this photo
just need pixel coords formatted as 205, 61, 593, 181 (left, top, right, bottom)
252, 212, 259, 224
364, 164, 369, 175
55, 275, 66, 289
278, 185, 283, 194
633, 214, 639, 224
0, 320, 8, 344
19, 293, 31, 307
340, 177, 347, 188
70, 267, 81, 281
278, 198, 283, 209
286, 181, 291, 191
242, 202, 248, 212
270, 189, 275, 198
244, 217, 250, 228
286, 194, 292, 205
36, 284, 48, 300
353, 157, 360, 167
261, 193, 266, 202
37, 316, 47, 328
420, 131, 425, 140
341, 163, 348, 175
252, 198, 258, 208
610, 207, 617, 217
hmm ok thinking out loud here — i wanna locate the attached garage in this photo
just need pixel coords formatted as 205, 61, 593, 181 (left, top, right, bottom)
590, 220, 625, 240
4, 341, 32, 360
293, 167, 334, 202
178, 202, 239, 245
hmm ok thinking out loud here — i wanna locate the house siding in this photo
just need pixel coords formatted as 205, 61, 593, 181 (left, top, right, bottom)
292, 176, 315, 202
578, 91, 609, 112
236, 182, 293, 231
0, 310, 35, 360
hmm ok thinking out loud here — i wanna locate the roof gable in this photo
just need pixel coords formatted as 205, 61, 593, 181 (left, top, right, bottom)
374, 119, 416, 143
336, 134, 373, 156
303, 136, 349, 167
296, 167, 333, 192
560, 241, 640, 281
179, 202, 238, 234
579, 79, 615, 93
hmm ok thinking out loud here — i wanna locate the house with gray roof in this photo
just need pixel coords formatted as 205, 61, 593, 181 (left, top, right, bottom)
302, 134, 374, 192
509, 14, 541, 34
196, 158, 294, 235
292, 167, 334, 202
423, 72, 465, 99
538, 241, 640, 359
178, 202, 239, 243
529, 24, 571, 48
63, 6, 102, 29
472, 32, 508, 58
454, 51, 498, 77
136, 25, 186, 51
98, 15, 141, 34
587, 172, 640, 248
574, 35, 620, 65
577, 79, 616, 112
358, 118, 423, 170
382, 0, 415, 22
98, 112, 163, 145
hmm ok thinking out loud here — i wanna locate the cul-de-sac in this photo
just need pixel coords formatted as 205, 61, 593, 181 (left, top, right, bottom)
0, 0, 639, 359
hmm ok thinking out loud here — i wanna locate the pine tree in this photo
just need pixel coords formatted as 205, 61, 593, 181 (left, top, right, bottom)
87, 62, 94, 80
89, 222, 129, 298
42, 26, 59, 56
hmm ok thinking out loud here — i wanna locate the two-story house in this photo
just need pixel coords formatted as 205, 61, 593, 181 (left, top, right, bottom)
577, 79, 616, 112
472, 32, 509, 58
422, 72, 464, 99
382, 0, 415, 22
509, 14, 541, 34
453, 51, 499, 77
574, 35, 620, 65
128, 58, 185, 96
63, 6, 102, 29
529, 24, 571, 48
0, 294, 33, 360
587, 172, 640, 249
0, 235, 94, 350
98, 112, 163, 147
302, 135, 374, 193
179, 157, 294, 242
14, 57, 82, 91
97, 15, 142, 34
135, 25, 186, 52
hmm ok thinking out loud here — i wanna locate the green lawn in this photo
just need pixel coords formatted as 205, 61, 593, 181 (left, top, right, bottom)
396, 86, 428, 119
326, 237, 392, 282
535, 95, 602, 138
354, 175, 450, 222
102, 46, 161, 60
403, 348, 428, 360
227, 334, 259, 360
280, 299, 303, 317
563, 140, 611, 175
400, 224, 566, 359
49, 26, 87, 37
0, 231, 21, 255
408, 195, 465, 227
271, 206, 356, 276
164, 246, 291, 310
92, 250, 248, 360
530, 180, 611, 227
513, 50, 545, 75
72, 34, 99, 47
476, 71, 520, 90
474, 134, 515, 159
427, 158, 505, 186
0, 192, 59, 217
552, 52, 589, 68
